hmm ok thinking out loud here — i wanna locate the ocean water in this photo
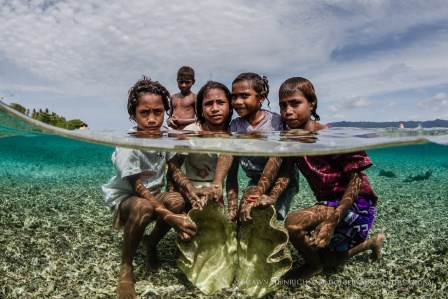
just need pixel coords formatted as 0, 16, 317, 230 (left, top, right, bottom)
1, 130, 448, 298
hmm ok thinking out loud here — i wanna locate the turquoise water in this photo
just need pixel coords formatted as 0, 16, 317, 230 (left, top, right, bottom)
1, 132, 448, 298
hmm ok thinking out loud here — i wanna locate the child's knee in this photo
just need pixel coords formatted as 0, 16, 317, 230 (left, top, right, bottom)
284, 213, 302, 231
129, 201, 155, 226
285, 215, 308, 238
163, 192, 185, 213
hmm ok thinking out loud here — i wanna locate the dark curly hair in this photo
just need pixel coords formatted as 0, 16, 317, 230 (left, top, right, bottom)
127, 76, 170, 122
278, 77, 320, 121
232, 72, 271, 108
177, 66, 195, 80
196, 81, 233, 130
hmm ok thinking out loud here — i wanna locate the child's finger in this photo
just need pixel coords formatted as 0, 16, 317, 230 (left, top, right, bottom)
178, 232, 191, 241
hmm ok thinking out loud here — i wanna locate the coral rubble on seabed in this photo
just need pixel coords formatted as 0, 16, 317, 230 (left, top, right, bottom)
1, 147, 448, 298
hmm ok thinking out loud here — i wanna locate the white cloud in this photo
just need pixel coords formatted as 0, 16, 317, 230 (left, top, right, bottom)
1, 0, 448, 128
418, 92, 448, 109
327, 96, 372, 115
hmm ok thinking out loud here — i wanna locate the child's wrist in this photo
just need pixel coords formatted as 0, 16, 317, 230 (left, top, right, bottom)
244, 195, 258, 203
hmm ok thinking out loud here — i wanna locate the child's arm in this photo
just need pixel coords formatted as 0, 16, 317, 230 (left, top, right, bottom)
239, 156, 284, 223
168, 97, 178, 129
167, 156, 208, 209
173, 117, 197, 127
129, 175, 196, 240
255, 157, 295, 207
225, 158, 239, 222
211, 154, 234, 201
256, 156, 283, 195
311, 171, 363, 249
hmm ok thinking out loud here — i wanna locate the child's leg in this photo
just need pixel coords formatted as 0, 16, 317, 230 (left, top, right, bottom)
321, 233, 385, 269
117, 196, 156, 299
144, 192, 186, 271
283, 205, 334, 280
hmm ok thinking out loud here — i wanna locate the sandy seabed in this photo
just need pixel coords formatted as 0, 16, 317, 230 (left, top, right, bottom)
1, 138, 447, 298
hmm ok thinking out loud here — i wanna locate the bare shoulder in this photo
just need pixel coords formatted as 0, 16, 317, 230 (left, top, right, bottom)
171, 92, 182, 101
186, 92, 196, 103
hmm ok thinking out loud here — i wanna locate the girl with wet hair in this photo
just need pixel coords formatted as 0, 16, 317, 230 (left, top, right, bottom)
278, 76, 320, 122
195, 80, 233, 130
102, 76, 196, 299
168, 81, 233, 211
277, 76, 384, 282
212, 72, 299, 222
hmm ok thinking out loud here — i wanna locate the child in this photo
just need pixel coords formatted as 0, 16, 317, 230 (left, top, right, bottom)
102, 76, 197, 299
278, 77, 385, 281
168, 81, 233, 211
212, 72, 299, 222
168, 66, 197, 130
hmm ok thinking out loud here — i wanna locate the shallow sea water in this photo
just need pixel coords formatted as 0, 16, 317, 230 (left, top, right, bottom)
1, 131, 448, 298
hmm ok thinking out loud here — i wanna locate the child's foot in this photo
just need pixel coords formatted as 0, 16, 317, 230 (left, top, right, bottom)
281, 263, 323, 285
146, 247, 161, 272
117, 264, 136, 299
142, 236, 161, 272
370, 233, 385, 262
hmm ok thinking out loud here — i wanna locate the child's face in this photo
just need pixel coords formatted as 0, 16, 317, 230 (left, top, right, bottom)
279, 91, 314, 130
202, 88, 230, 128
231, 80, 262, 118
177, 76, 194, 94
134, 94, 165, 132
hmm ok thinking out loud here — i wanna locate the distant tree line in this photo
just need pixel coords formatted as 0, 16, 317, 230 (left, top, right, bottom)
9, 103, 86, 130
328, 119, 448, 128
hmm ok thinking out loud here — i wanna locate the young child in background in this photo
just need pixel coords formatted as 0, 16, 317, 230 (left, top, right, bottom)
278, 77, 384, 281
102, 76, 197, 299
168, 66, 197, 130
168, 81, 233, 211
212, 72, 299, 222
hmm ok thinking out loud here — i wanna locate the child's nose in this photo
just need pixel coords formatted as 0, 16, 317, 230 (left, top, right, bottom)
147, 115, 156, 124
232, 97, 243, 105
285, 105, 294, 114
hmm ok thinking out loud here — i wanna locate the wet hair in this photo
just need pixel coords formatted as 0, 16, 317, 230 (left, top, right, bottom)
232, 72, 271, 108
278, 77, 320, 121
127, 76, 170, 122
177, 66, 195, 80
196, 81, 233, 130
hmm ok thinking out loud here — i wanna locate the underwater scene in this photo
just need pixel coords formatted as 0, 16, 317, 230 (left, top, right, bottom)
1, 113, 448, 298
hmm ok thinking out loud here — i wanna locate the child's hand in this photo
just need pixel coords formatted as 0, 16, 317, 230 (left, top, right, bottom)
239, 186, 263, 223
187, 186, 211, 210
310, 217, 337, 249
164, 213, 197, 241
239, 200, 255, 223
190, 196, 207, 210
212, 184, 223, 202
196, 186, 215, 202
253, 194, 275, 207
228, 206, 238, 222
168, 116, 179, 129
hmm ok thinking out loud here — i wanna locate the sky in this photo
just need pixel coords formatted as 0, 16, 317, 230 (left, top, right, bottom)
1, 0, 448, 130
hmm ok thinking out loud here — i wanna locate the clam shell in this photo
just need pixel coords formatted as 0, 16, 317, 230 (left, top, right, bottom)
176, 202, 237, 295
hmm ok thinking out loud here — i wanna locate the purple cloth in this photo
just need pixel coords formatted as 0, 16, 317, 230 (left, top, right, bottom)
318, 197, 376, 252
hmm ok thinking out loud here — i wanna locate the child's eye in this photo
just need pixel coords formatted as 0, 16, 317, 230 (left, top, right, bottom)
290, 100, 299, 107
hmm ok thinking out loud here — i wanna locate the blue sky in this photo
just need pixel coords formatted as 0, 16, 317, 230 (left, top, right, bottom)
1, 0, 448, 129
